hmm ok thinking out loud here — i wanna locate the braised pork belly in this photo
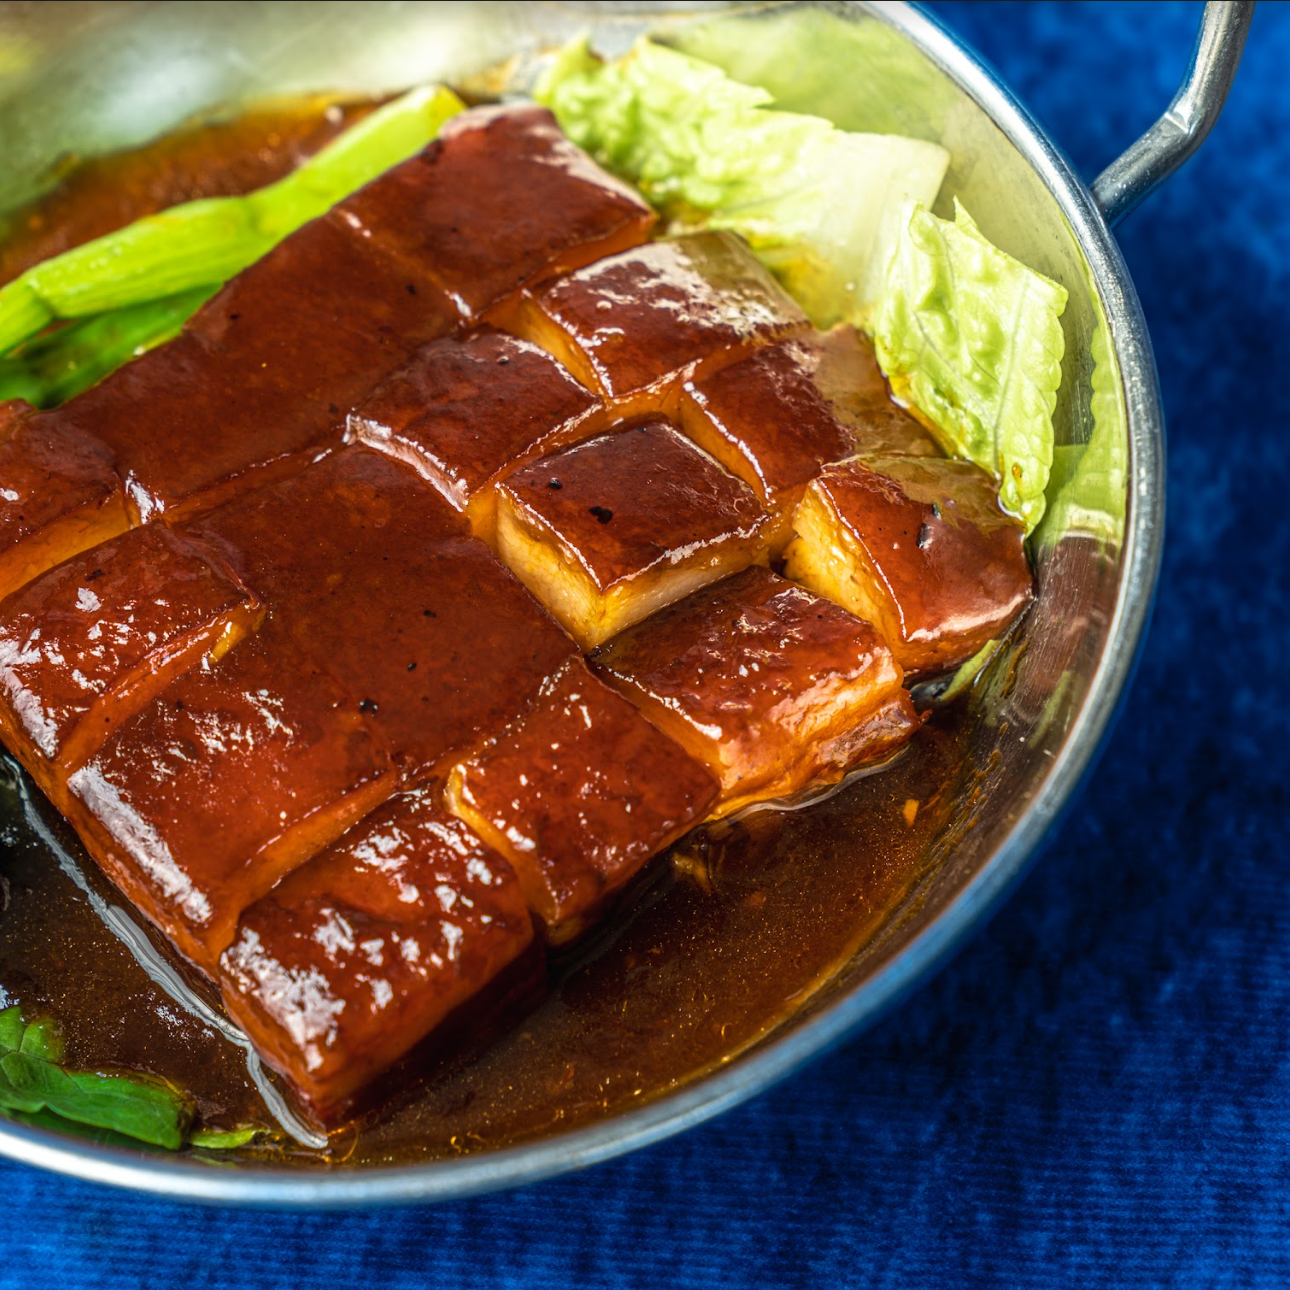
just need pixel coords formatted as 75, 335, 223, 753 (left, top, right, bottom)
0, 401, 131, 604
345, 327, 605, 541
591, 567, 922, 817
785, 456, 1033, 674
220, 785, 537, 1121
511, 231, 809, 416
445, 657, 718, 945
0, 103, 1031, 1121
0, 523, 260, 779
495, 419, 770, 648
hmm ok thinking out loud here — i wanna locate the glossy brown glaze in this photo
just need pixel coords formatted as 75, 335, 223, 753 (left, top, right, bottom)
785, 455, 1032, 674
0, 524, 260, 777
592, 566, 922, 816
346, 328, 603, 539
185, 448, 577, 780
445, 658, 719, 945
0, 97, 377, 287
337, 105, 656, 323
494, 420, 771, 648
65, 623, 397, 973
49, 211, 456, 520
0, 400, 130, 604
515, 232, 809, 410
219, 785, 536, 1120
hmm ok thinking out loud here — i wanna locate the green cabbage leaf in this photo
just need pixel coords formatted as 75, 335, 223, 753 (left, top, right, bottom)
538, 37, 948, 328
873, 200, 1068, 532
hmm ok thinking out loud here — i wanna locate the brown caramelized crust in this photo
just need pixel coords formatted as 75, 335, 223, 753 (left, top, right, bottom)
445, 658, 719, 945
513, 232, 809, 413
0, 401, 131, 604
494, 420, 771, 649
345, 328, 604, 541
219, 785, 536, 1119
65, 625, 397, 973
784, 455, 1033, 674
0, 525, 261, 779
591, 566, 922, 816
50, 212, 456, 521
337, 105, 656, 323
184, 448, 577, 779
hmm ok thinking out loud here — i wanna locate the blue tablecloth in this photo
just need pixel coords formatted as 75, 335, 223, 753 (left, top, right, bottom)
4, 2, 1287, 1285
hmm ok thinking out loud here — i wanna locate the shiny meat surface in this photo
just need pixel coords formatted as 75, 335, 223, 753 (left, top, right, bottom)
592, 566, 922, 816
0, 401, 130, 603
346, 327, 603, 539
184, 448, 577, 781
0, 524, 259, 775
785, 455, 1033, 673
515, 232, 808, 411
337, 105, 656, 322
220, 785, 536, 1118
51, 212, 457, 520
66, 624, 397, 972
445, 658, 718, 944
495, 420, 770, 648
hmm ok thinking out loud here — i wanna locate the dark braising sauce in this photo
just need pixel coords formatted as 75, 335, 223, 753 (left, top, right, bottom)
0, 100, 982, 1166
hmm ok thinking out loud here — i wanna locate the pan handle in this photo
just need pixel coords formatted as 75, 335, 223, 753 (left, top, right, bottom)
1091, 0, 1254, 227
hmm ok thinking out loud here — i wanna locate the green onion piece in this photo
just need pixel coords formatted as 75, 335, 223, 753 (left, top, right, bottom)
0, 84, 465, 357
0, 279, 54, 356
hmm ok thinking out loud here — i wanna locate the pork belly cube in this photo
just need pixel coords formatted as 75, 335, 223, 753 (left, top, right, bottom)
591, 566, 921, 816
785, 456, 1033, 675
184, 448, 577, 779
219, 786, 536, 1119
0, 524, 261, 781
0, 401, 130, 604
494, 420, 771, 649
346, 328, 603, 542
337, 104, 656, 323
66, 625, 396, 973
445, 658, 718, 945
55, 211, 456, 521
513, 232, 809, 414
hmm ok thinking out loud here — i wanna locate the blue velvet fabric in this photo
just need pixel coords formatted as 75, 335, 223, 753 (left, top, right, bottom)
3, 2, 1287, 1284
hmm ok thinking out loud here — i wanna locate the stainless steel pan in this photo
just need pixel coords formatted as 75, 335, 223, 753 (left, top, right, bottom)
0, 0, 1251, 1204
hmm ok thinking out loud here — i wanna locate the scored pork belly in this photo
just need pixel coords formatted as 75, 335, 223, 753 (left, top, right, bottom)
66, 623, 397, 972
337, 104, 656, 323
0, 400, 130, 605
0, 524, 261, 783
591, 566, 922, 817
220, 785, 537, 1120
345, 328, 604, 542
677, 328, 940, 553
785, 456, 1033, 674
494, 419, 771, 649
9, 103, 646, 545
445, 657, 718, 945
510, 232, 809, 416
182, 447, 578, 780
49, 211, 457, 522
